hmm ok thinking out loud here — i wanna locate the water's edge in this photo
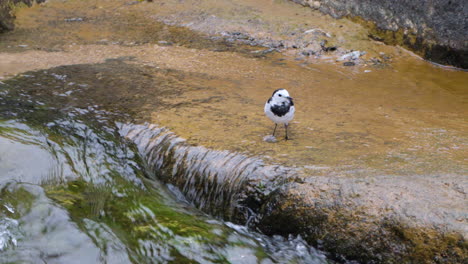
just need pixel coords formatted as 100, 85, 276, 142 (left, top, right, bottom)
120, 123, 467, 263
0, 0, 465, 261
289, 0, 468, 69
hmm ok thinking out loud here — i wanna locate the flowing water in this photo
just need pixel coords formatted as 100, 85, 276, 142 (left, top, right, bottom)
0, 0, 467, 263
0, 72, 330, 263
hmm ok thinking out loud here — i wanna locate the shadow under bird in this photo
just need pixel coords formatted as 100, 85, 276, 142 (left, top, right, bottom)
264, 89, 295, 140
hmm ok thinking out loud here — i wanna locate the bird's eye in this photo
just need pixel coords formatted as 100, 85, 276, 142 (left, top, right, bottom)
278, 94, 282, 97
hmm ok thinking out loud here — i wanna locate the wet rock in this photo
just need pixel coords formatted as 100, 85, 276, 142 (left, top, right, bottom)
120, 123, 293, 223
124, 1, 141, 5
258, 179, 467, 263
343, 61, 355, 66
6, 62, 464, 264
251, 48, 277, 56
320, 40, 337, 52
1, 0, 31, 33
64, 17, 84, 22
290, 0, 468, 68
263, 135, 277, 143
157, 40, 173, 46
120, 123, 467, 264
304, 28, 331, 38
1, 0, 47, 32
301, 50, 314, 56
220, 31, 259, 46
337, 50, 365, 61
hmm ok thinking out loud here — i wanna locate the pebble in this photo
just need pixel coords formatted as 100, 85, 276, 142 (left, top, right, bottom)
301, 50, 315, 56
337, 50, 365, 61
64, 17, 84, 22
263, 135, 277, 143
343, 61, 355, 66
157, 40, 173, 46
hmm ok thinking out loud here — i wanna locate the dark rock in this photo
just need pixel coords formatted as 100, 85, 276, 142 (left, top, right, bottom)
320, 39, 337, 52
0, 0, 46, 33
0, 0, 47, 33
290, 0, 468, 68
301, 50, 315, 56
343, 61, 355, 66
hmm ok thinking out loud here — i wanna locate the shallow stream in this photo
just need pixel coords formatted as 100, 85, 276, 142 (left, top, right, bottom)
0, 71, 330, 263
0, 0, 466, 263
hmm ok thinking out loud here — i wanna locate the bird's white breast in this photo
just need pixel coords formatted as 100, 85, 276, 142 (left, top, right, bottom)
264, 101, 295, 124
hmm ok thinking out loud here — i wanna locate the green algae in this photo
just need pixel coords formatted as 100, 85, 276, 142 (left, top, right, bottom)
346, 15, 467, 68
43, 178, 235, 262
0, 1, 462, 262
0, 185, 35, 217
1, 70, 324, 264
258, 186, 467, 263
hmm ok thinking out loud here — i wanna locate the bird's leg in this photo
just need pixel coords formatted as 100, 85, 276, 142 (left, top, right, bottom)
285, 124, 289, 140
272, 123, 278, 136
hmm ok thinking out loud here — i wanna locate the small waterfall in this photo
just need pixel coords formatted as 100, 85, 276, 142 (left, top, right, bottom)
119, 123, 296, 224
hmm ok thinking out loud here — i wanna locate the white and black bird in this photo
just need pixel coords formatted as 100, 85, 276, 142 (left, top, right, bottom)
264, 89, 295, 140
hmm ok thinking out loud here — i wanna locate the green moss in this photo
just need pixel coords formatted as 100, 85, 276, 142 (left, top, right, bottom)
0, 185, 36, 217
0, 0, 32, 32
390, 225, 467, 263
259, 190, 467, 263
44, 178, 225, 247
346, 16, 426, 58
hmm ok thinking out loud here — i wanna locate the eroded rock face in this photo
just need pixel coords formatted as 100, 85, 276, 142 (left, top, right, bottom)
257, 177, 467, 263
291, 0, 468, 68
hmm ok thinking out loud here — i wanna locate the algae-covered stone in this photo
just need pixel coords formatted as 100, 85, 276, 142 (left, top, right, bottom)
257, 181, 467, 263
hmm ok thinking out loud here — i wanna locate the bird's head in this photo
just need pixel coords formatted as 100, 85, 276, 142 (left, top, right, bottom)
271, 89, 293, 103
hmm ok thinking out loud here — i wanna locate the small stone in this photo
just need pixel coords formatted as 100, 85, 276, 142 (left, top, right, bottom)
64, 17, 84, 22
263, 135, 277, 143
320, 40, 337, 52
337, 50, 364, 61
343, 61, 355, 66
157, 40, 173, 46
